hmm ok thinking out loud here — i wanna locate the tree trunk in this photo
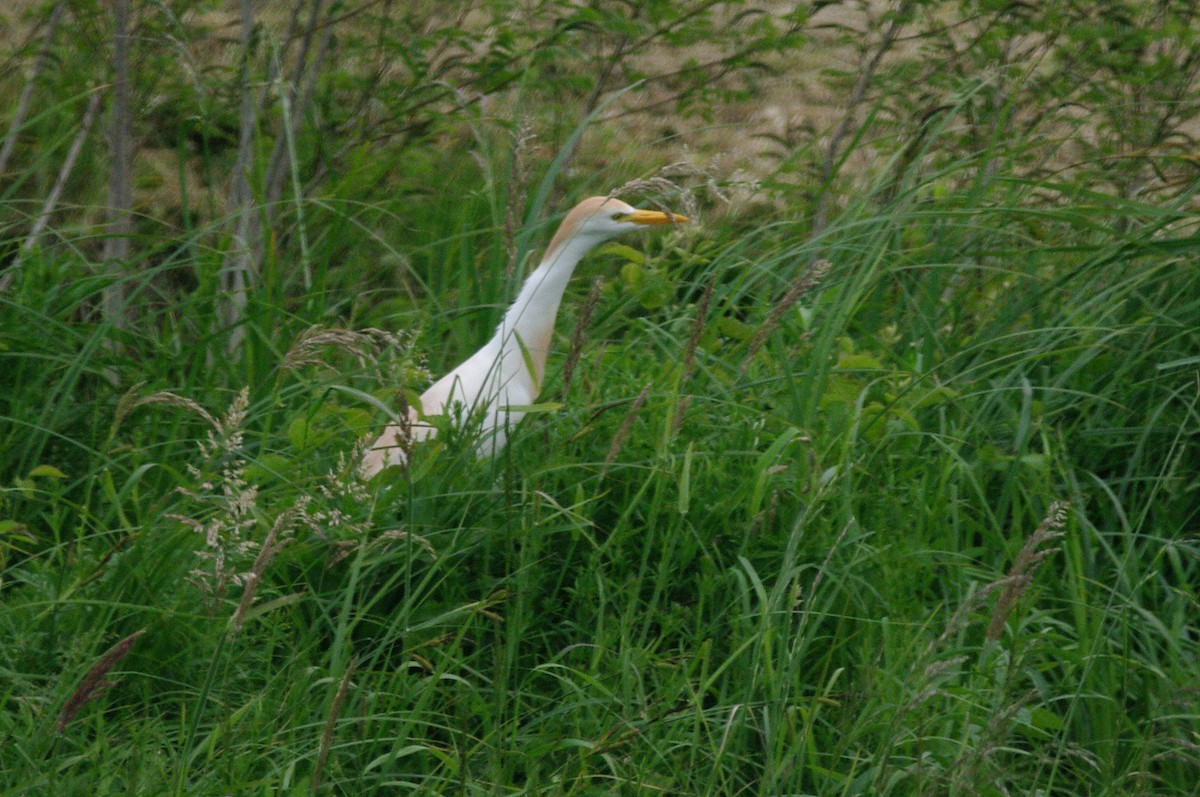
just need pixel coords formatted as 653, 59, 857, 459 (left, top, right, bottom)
102, 0, 134, 329
221, 0, 260, 355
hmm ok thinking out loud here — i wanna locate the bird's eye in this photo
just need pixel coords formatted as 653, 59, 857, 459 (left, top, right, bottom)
611, 212, 625, 221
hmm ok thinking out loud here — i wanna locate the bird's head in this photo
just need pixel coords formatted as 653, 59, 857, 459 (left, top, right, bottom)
546, 196, 688, 256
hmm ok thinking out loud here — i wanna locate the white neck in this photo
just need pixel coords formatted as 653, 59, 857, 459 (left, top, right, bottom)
494, 233, 597, 385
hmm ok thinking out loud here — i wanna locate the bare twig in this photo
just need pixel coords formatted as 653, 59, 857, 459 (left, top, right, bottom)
264, 0, 334, 218
0, 2, 66, 176
0, 88, 105, 293
812, 1, 915, 234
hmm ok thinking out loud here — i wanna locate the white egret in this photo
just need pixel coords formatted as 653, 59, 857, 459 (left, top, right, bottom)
361, 195, 688, 476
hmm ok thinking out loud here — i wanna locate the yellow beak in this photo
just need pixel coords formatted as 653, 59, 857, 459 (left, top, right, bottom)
621, 209, 689, 225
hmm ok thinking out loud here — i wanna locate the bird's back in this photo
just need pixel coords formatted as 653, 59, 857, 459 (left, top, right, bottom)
362, 331, 537, 473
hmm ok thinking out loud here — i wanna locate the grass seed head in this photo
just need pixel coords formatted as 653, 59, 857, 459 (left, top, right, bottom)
739, 258, 831, 378
56, 629, 146, 733
986, 501, 1069, 642
561, 276, 604, 400
602, 382, 652, 476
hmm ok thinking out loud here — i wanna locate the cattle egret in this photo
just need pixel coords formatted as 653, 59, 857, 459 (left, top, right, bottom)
361, 195, 688, 476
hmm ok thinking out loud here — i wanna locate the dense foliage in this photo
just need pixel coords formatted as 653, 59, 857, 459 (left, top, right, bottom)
1, 1, 1197, 794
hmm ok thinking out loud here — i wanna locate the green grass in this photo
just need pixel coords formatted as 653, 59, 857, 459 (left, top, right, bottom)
2, 123, 1199, 796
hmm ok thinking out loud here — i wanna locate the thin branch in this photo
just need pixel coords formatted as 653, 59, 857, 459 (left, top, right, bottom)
812, 1, 915, 234
0, 89, 105, 293
0, 2, 66, 177
263, 0, 329, 213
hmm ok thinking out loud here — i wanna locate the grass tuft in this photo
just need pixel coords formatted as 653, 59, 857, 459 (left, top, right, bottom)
2, 36, 1198, 794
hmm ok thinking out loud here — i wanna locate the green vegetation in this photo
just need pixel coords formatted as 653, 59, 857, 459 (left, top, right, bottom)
1, 1, 1197, 794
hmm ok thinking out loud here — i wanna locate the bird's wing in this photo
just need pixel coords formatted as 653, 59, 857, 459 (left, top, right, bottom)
419, 338, 502, 413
